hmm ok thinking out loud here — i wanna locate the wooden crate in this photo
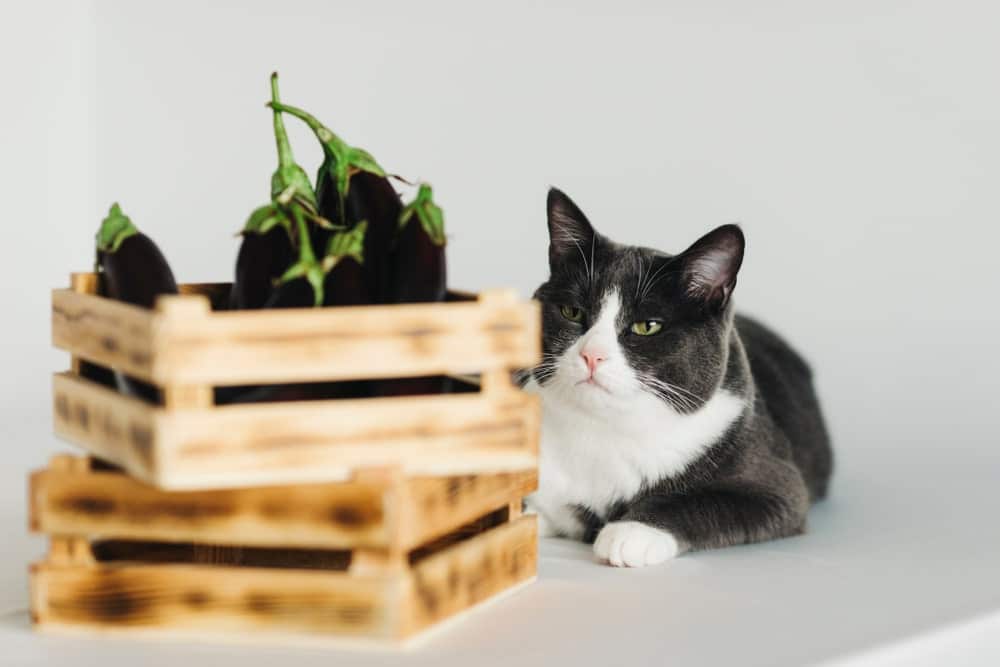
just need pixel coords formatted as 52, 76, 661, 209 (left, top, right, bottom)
30, 455, 538, 644
52, 273, 541, 490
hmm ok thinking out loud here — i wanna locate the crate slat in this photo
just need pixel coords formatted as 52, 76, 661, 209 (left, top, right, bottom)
30, 456, 538, 551
30, 560, 398, 639
52, 289, 157, 383
52, 372, 162, 481
53, 372, 539, 490
404, 515, 537, 637
51, 283, 540, 386
31, 516, 538, 643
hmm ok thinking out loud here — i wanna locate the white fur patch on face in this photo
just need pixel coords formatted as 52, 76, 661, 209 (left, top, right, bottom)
593, 521, 679, 567
545, 289, 644, 409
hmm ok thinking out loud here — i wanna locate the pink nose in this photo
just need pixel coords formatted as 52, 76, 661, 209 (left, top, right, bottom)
581, 349, 607, 375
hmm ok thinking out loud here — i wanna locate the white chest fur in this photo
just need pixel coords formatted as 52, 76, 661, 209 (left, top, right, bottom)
523, 376, 745, 539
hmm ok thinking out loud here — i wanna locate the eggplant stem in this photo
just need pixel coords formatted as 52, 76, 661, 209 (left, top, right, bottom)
270, 73, 296, 171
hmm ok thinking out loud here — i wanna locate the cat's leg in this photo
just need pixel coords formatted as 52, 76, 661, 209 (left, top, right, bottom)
524, 495, 587, 540
594, 460, 810, 567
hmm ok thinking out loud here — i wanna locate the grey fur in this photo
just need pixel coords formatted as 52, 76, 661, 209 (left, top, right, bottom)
532, 188, 833, 554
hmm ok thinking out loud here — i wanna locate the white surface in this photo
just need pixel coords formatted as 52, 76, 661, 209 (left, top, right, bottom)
2, 441, 999, 665
3, 1, 1000, 665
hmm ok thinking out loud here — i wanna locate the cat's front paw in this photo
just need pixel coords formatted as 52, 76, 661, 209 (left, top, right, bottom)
593, 521, 679, 567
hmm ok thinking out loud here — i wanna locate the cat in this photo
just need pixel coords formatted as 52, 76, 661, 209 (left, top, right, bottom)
522, 188, 833, 567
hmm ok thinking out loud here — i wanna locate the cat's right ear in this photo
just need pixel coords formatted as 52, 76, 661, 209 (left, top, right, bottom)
547, 187, 596, 266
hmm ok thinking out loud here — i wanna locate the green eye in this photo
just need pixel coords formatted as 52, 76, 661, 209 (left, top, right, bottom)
559, 305, 584, 322
631, 320, 663, 336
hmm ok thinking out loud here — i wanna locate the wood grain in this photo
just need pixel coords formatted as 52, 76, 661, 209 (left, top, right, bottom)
52, 289, 158, 383
157, 389, 539, 489
152, 290, 540, 385
30, 561, 397, 638
398, 472, 537, 549
52, 371, 539, 490
31, 455, 536, 551
52, 372, 161, 483
52, 281, 541, 386
402, 515, 537, 638
30, 463, 390, 549
30, 517, 537, 643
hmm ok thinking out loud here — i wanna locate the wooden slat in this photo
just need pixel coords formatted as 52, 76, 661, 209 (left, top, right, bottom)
53, 371, 538, 490
52, 372, 161, 484
45, 455, 95, 566
30, 464, 391, 549
53, 283, 541, 387
398, 472, 537, 550
30, 455, 536, 553
157, 389, 539, 490
151, 290, 540, 385
68, 273, 100, 376
52, 289, 159, 383
30, 518, 536, 643
30, 561, 398, 639
401, 515, 537, 639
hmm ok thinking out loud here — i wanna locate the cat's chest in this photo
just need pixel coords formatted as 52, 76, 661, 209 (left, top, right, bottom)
527, 380, 745, 519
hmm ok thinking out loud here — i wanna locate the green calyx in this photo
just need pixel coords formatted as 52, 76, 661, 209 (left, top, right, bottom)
322, 220, 367, 272
96, 203, 139, 253
277, 206, 327, 306
399, 184, 446, 246
269, 73, 318, 211
268, 101, 386, 210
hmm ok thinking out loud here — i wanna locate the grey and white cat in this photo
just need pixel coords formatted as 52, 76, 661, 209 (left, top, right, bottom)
523, 188, 832, 567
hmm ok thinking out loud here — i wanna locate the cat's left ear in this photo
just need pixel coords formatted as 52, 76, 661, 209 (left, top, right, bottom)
547, 187, 597, 266
678, 224, 745, 310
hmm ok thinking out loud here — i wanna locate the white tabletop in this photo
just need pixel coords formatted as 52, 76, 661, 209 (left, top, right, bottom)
3, 431, 998, 667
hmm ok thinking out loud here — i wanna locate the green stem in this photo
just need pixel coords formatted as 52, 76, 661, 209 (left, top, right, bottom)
270, 73, 296, 170
293, 207, 316, 263
270, 101, 348, 155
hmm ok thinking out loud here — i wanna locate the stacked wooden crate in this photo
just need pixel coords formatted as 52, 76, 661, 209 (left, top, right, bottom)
30, 273, 541, 645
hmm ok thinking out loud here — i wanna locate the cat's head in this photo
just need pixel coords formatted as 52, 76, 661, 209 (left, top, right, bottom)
531, 188, 745, 414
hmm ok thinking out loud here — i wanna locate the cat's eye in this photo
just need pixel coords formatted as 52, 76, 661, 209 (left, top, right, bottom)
559, 305, 585, 322
631, 320, 663, 336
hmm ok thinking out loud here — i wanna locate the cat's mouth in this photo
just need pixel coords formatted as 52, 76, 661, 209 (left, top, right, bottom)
575, 377, 611, 393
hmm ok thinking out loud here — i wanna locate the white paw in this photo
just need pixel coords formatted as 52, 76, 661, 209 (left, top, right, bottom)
593, 521, 679, 567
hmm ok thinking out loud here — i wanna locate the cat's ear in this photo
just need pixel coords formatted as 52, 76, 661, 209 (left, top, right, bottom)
547, 187, 596, 266
678, 224, 745, 310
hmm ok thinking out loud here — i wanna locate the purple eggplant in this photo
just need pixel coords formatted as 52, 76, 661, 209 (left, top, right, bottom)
266, 101, 392, 306
95, 203, 178, 402
389, 183, 447, 303
229, 227, 295, 309
376, 184, 450, 396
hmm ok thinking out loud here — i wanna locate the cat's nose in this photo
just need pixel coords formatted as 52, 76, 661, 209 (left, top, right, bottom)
581, 349, 608, 375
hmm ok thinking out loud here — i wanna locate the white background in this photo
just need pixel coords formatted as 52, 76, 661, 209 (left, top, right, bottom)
2, 1, 999, 665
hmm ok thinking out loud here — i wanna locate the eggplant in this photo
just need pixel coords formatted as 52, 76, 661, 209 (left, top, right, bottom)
95, 203, 178, 402
376, 184, 450, 396
232, 73, 329, 309
266, 101, 393, 305
389, 183, 447, 303
229, 227, 294, 309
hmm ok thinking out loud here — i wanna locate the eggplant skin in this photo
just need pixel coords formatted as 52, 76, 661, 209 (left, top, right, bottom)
340, 171, 402, 305
387, 220, 447, 304
98, 233, 178, 308
97, 233, 178, 402
229, 228, 295, 310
